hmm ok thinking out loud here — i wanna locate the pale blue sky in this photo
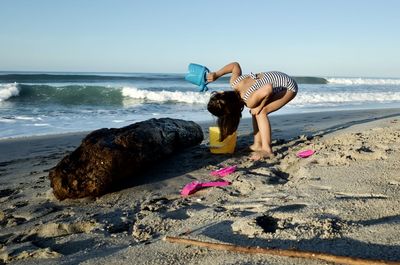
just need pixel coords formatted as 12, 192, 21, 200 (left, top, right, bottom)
1, 0, 399, 77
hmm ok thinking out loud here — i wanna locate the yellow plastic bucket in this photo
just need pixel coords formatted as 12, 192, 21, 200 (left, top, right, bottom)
209, 126, 237, 154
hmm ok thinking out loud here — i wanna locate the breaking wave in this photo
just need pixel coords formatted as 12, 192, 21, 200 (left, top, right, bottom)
0, 83, 210, 105
327, 77, 400, 85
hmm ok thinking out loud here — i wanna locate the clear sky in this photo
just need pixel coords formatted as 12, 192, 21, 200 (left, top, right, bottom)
1, 0, 399, 77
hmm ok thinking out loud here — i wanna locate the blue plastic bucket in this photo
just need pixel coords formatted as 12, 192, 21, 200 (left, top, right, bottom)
184, 63, 209, 92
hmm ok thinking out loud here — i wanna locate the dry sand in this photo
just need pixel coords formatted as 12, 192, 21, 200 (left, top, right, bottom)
0, 108, 400, 265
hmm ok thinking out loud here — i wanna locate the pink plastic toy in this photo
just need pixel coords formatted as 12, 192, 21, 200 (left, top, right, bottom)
210, 165, 237, 177
181, 180, 231, 196
296, 149, 315, 158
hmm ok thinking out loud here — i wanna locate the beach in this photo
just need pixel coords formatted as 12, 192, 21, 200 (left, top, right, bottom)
2, 0, 400, 263
1, 108, 400, 264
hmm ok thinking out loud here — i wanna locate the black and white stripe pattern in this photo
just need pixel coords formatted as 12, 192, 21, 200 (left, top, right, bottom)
231, 71, 298, 102
230, 74, 250, 88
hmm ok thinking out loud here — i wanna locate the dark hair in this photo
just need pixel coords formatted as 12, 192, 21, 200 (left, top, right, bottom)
207, 91, 244, 141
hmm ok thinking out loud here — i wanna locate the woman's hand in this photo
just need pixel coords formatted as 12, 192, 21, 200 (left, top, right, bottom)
250, 106, 263, 116
206, 72, 218, 82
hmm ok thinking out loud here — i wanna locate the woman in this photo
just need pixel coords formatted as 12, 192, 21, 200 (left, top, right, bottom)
207, 62, 297, 159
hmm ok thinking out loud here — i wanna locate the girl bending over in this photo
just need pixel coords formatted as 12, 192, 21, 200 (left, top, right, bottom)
207, 62, 297, 160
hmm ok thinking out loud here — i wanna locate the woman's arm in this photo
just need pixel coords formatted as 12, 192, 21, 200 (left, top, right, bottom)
207, 62, 242, 83
250, 85, 273, 115
250, 96, 269, 115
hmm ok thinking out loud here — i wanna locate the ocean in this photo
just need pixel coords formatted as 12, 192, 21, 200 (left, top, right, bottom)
1, 72, 400, 139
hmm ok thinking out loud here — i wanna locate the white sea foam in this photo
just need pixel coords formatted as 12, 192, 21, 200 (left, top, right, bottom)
121, 86, 210, 104
0, 83, 19, 101
15, 116, 36, 121
327, 78, 400, 85
33, 123, 50, 127
293, 92, 400, 105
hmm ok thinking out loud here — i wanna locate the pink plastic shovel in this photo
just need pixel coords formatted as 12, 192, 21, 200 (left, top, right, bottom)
181, 180, 231, 196
296, 149, 315, 158
210, 165, 237, 177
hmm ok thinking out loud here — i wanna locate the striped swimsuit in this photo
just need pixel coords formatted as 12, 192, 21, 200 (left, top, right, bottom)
231, 71, 298, 102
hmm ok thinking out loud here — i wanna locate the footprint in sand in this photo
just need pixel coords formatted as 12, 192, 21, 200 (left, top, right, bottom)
27, 221, 100, 239
0, 213, 28, 227
0, 188, 16, 199
0, 243, 61, 263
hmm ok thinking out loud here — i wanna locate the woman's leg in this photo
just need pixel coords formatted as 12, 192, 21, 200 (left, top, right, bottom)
258, 113, 272, 151
251, 111, 273, 159
250, 115, 262, 151
251, 90, 296, 159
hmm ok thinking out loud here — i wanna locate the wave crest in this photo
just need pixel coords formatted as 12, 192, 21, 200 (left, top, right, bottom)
0, 84, 211, 105
122, 87, 210, 104
327, 78, 400, 85
0, 83, 19, 101
293, 92, 400, 105
4, 84, 123, 105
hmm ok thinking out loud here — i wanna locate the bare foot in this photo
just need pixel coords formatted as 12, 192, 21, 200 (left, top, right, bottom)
250, 150, 274, 161
249, 143, 262, 152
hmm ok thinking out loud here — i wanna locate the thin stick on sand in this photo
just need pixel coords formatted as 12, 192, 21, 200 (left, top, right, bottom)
164, 236, 400, 265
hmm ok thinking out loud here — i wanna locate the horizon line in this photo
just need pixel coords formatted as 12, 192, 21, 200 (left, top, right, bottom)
1, 70, 400, 79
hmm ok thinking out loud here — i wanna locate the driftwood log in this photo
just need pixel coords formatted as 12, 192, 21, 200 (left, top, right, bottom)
49, 118, 203, 200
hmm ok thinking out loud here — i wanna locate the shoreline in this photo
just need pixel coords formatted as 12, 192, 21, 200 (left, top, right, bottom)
2, 107, 400, 164
0, 108, 400, 264
1, 106, 400, 143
